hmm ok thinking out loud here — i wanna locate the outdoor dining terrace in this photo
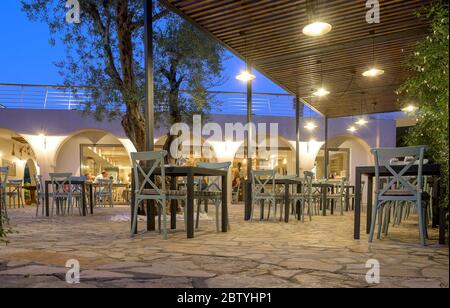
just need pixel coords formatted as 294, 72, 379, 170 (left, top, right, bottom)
0, 0, 448, 290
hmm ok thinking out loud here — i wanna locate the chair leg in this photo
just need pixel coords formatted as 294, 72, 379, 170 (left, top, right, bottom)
307, 198, 312, 221
157, 206, 162, 233
382, 204, 390, 235
131, 199, 140, 237
368, 201, 379, 243
273, 200, 277, 222
195, 199, 201, 229
300, 200, 305, 222
215, 199, 220, 232
250, 199, 256, 222
279, 201, 284, 222
36, 198, 40, 217
161, 199, 168, 240
377, 205, 384, 240
182, 200, 187, 231
416, 200, 426, 246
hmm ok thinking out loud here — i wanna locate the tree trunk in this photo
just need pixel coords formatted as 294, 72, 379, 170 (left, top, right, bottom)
122, 104, 146, 152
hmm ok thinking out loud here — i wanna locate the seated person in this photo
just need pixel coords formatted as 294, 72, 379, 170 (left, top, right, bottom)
94, 170, 109, 183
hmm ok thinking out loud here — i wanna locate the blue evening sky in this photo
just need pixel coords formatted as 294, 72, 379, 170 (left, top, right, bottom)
0, 0, 286, 94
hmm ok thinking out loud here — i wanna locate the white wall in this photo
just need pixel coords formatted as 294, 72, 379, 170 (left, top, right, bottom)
339, 139, 373, 186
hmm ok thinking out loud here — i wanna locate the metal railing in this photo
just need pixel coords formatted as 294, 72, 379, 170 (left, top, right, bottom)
0, 83, 316, 117
0, 83, 92, 110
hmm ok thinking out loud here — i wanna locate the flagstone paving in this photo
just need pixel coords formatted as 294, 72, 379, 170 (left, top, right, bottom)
0, 204, 448, 288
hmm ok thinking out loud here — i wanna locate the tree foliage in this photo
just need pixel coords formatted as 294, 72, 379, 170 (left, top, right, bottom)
398, 1, 449, 211
21, 0, 225, 152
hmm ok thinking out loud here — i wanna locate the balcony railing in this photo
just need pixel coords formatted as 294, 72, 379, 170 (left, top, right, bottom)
0, 83, 317, 117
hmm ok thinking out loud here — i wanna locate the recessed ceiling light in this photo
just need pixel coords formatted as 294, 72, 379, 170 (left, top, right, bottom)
303, 22, 332, 37
362, 68, 385, 77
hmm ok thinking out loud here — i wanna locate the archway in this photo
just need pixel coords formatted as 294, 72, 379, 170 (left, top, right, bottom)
0, 128, 39, 206
315, 134, 373, 184
55, 129, 132, 184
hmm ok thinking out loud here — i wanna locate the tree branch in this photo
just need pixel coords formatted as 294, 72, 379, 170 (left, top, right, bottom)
130, 9, 170, 32
81, 0, 124, 90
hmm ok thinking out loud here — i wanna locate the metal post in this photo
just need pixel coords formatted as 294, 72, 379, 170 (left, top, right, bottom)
131, 0, 155, 235
324, 116, 329, 179
144, 0, 154, 152
245, 62, 253, 221
295, 96, 301, 177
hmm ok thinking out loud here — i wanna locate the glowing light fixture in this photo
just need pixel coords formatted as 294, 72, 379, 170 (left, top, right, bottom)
236, 31, 256, 83
402, 105, 418, 113
313, 87, 330, 97
355, 118, 369, 126
362, 68, 385, 77
347, 126, 358, 133
363, 31, 384, 78
304, 121, 318, 131
303, 21, 332, 37
236, 70, 256, 82
313, 60, 330, 97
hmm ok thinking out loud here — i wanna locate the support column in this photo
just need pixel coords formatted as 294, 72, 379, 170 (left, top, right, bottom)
245, 62, 253, 221
324, 116, 329, 180
295, 96, 301, 177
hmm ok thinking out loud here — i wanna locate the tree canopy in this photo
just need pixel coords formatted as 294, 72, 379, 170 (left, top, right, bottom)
21, 0, 226, 151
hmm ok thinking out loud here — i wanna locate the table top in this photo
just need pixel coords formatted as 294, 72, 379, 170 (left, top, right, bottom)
356, 163, 441, 176
152, 166, 228, 177
274, 176, 304, 184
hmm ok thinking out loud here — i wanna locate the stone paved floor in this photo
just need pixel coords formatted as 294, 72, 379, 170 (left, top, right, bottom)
0, 204, 448, 288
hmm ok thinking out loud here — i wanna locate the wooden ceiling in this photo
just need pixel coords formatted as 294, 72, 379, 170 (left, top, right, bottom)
161, 0, 430, 117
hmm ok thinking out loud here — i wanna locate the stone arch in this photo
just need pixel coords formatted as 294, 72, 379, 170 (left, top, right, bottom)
0, 128, 39, 182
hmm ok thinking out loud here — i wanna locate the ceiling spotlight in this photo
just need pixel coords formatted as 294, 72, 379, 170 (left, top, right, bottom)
362, 68, 385, 77
303, 22, 332, 37
313, 87, 330, 97
236, 70, 256, 82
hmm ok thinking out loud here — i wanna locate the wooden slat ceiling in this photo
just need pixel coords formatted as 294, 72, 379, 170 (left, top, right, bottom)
161, 0, 430, 117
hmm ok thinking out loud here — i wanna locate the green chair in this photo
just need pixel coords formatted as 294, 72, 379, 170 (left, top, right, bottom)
95, 179, 113, 208
34, 175, 46, 217
195, 162, 231, 232
131, 151, 186, 239
49, 173, 73, 216
291, 171, 314, 222
251, 170, 278, 222
369, 146, 428, 245
6, 180, 25, 209
326, 178, 346, 216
